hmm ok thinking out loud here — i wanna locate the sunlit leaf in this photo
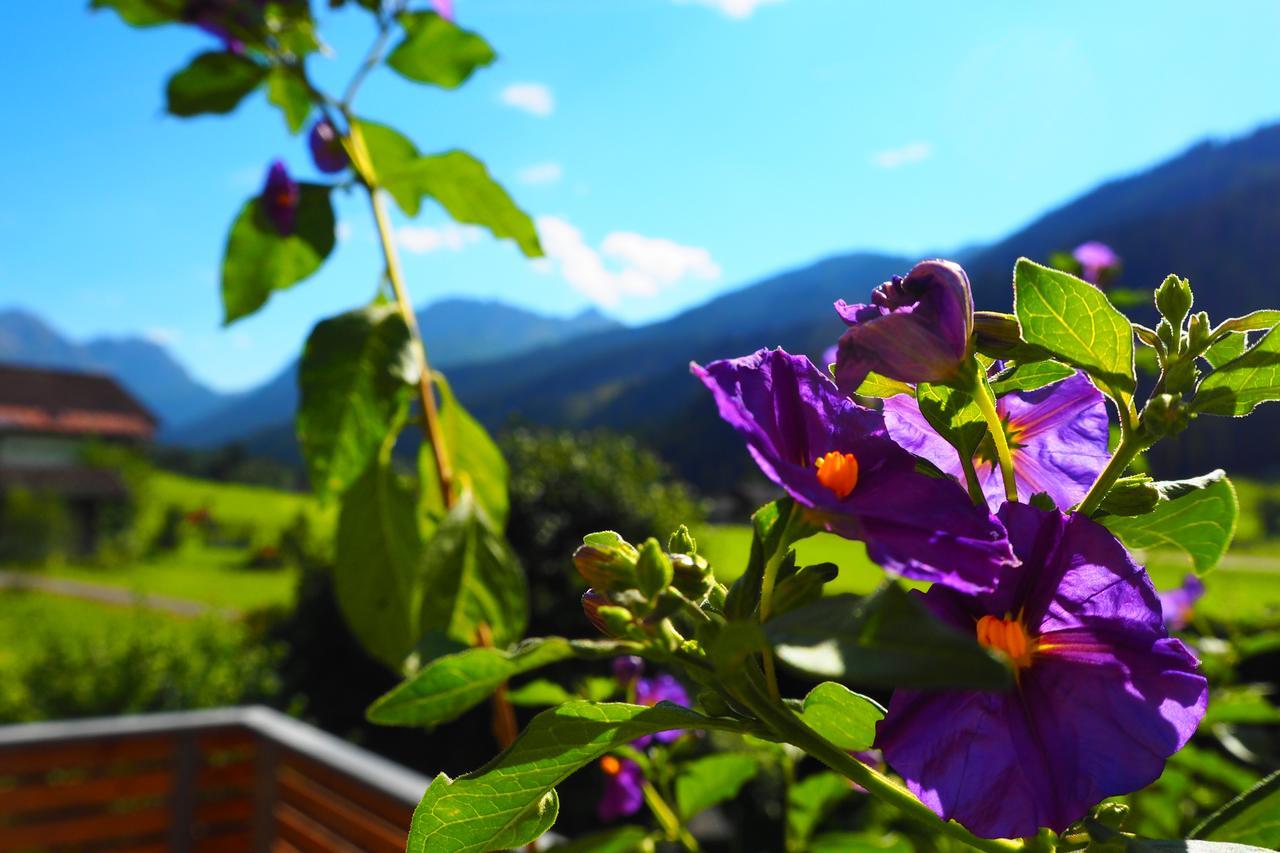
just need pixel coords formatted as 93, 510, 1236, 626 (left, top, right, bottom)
434, 372, 509, 529
989, 361, 1076, 394
410, 151, 543, 257
1192, 769, 1280, 849
798, 682, 884, 752
1203, 333, 1248, 370
1100, 471, 1237, 573
91, 0, 181, 27
266, 65, 312, 133
506, 679, 576, 708
1194, 325, 1280, 416
166, 51, 266, 117
386, 11, 496, 89
854, 372, 912, 398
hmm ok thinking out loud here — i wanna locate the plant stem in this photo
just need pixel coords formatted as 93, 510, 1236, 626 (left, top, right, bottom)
958, 451, 985, 506
643, 782, 699, 851
757, 504, 800, 701
971, 372, 1018, 503
728, 669, 1024, 853
1076, 434, 1144, 517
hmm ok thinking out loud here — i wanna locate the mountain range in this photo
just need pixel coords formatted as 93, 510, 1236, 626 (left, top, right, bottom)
8, 122, 1280, 487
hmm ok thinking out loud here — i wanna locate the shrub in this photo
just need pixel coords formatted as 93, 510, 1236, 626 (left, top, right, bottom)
0, 488, 74, 564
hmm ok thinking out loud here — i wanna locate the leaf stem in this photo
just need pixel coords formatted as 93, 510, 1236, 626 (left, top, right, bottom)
1076, 434, 1143, 517
728, 667, 1024, 853
958, 451, 985, 506
970, 369, 1018, 503
643, 782, 700, 851
757, 504, 801, 701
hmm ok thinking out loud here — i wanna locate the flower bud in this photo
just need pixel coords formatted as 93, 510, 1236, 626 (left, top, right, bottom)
1187, 311, 1213, 354
669, 553, 714, 600
667, 525, 697, 557
1140, 393, 1191, 440
261, 160, 300, 236
1091, 801, 1130, 830
1097, 475, 1161, 517
573, 531, 639, 593
581, 589, 611, 635
833, 260, 974, 393
308, 119, 348, 174
635, 537, 673, 598
1155, 275, 1193, 330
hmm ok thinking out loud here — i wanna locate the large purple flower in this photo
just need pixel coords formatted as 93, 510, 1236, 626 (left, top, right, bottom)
883, 371, 1111, 511
833, 260, 974, 395
692, 348, 1014, 594
878, 504, 1207, 839
597, 756, 645, 822
260, 160, 299, 236
632, 672, 691, 748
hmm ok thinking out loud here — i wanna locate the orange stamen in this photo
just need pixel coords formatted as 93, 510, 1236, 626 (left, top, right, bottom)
976, 614, 1035, 670
600, 755, 622, 776
814, 451, 859, 499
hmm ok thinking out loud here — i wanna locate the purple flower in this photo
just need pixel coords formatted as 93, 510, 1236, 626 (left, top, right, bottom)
877, 504, 1208, 839
692, 348, 1014, 594
261, 160, 299, 236
597, 756, 645, 822
833, 260, 974, 395
1073, 241, 1120, 285
308, 120, 348, 174
1159, 574, 1205, 631
433, 0, 455, 21
632, 673, 691, 747
883, 371, 1111, 511
612, 655, 644, 687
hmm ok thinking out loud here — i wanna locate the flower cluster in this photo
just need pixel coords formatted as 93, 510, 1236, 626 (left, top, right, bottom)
692, 258, 1209, 839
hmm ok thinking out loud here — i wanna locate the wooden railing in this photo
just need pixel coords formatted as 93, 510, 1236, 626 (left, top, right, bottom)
0, 706, 430, 852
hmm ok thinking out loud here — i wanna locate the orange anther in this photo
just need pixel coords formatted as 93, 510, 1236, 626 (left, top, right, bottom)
815, 451, 859, 499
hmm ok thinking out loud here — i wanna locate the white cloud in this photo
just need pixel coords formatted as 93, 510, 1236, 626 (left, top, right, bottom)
675, 0, 784, 19
536, 216, 720, 307
500, 82, 555, 117
396, 224, 483, 254
142, 327, 180, 347
518, 162, 564, 186
872, 141, 934, 169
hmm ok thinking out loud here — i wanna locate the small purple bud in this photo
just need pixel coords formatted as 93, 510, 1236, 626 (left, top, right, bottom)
261, 160, 299, 236
308, 120, 348, 174
581, 589, 610, 635
612, 655, 644, 686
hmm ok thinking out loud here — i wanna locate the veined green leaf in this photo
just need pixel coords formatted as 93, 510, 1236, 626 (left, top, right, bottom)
166, 52, 266, 117
335, 453, 423, 670
407, 702, 743, 853
354, 119, 425, 216
266, 65, 312, 133
764, 584, 1011, 689
409, 151, 543, 257
297, 305, 417, 499
434, 372, 509, 529
1203, 333, 1248, 370
1191, 769, 1280, 849
1194, 325, 1280, 416
367, 638, 576, 727
1100, 471, 1237, 573
798, 682, 884, 752
506, 679, 576, 708
675, 753, 759, 819
1217, 310, 1280, 334
787, 772, 854, 850
386, 11, 496, 89
221, 184, 335, 324
989, 361, 1076, 394
1013, 258, 1135, 404
417, 490, 527, 649
855, 372, 912, 398
915, 381, 986, 462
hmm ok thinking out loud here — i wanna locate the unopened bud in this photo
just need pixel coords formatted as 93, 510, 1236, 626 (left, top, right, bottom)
972, 311, 1050, 362
1155, 275, 1193, 330
635, 538, 673, 598
670, 553, 714, 600
1140, 393, 1191, 439
668, 525, 697, 556
1187, 311, 1212, 354
573, 531, 639, 593
1098, 475, 1160, 517
581, 589, 611, 635
1156, 319, 1178, 355
1091, 801, 1129, 830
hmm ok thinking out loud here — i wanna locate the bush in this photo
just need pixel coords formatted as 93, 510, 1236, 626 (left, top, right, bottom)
0, 488, 74, 564
0, 609, 280, 723
500, 427, 705, 637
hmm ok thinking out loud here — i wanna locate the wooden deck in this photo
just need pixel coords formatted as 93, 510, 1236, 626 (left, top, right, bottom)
0, 706, 429, 852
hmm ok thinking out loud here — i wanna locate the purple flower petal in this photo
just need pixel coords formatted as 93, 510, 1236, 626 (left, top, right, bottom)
308, 120, 348, 174
692, 348, 1013, 593
597, 757, 645, 822
633, 673, 691, 747
1158, 574, 1206, 631
261, 160, 299, 236
878, 505, 1208, 838
1073, 241, 1120, 284
833, 260, 973, 393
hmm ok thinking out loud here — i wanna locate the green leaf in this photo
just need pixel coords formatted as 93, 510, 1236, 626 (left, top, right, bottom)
367, 638, 575, 726
1013, 258, 1136, 403
297, 305, 417, 499
1203, 333, 1248, 370
787, 772, 853, 850
409, 151, 543, 257
418, 490, 527, 649
266, 66, 312, 133
386, 11, 496, 89
798, 682, 884, 752
335, 453, 423, 670
675, 753, 759, 819
407, 702, 742, 853
854, 372, 912, 398
221, 184, 335, 324
1192, 769, 1280, 849
725, 500, 791, 620
989, 361, 1076, 394
811, 833, 911, 853
1217, 310, 1280, 334
507, 679, 576, 707
431, 372, 509, 529
763, 584, 1012, 689
1194, 325, 1280, 416
166, 51, 266, 117
916, 381, 986, 461
354, 119, 425, 216
1100, 471, 1237, 573
548, 826, 651, 853
1203, 687, 1280, 727
91, 0, 181, 27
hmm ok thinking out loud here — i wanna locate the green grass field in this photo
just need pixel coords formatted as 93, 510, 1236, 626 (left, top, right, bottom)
140, 470, 332, 543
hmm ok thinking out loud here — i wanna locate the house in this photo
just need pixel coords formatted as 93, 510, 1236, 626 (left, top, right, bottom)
0, 363, 156, 554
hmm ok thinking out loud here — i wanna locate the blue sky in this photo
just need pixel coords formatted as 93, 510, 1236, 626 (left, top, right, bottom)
3, 1, 1280, 391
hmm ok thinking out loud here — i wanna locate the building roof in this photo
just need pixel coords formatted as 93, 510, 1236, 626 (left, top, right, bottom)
0, 364, 156, 440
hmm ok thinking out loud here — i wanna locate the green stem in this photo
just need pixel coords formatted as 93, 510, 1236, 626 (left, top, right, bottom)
958, 451, 985, 506
758, 504, 801, 701
729, 670, 1025, 853
1076, 434, 1144, 517
971, 373, 1018, 503
643, 782, 699, 851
